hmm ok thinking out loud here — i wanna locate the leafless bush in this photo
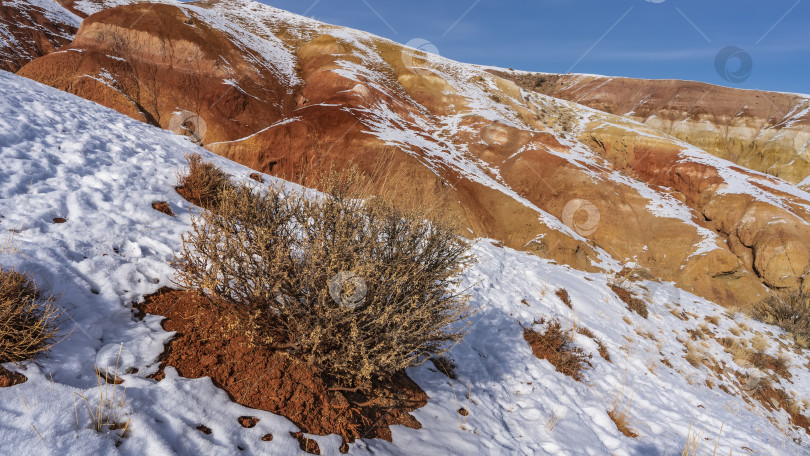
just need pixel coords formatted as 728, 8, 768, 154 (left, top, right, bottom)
753, 291, 810, 347
176, 153, 232, 209
0, 267, 61, 363
174, 167, 474, 387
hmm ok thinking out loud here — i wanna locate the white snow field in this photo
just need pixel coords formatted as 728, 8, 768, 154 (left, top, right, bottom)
1, 70, 809, 455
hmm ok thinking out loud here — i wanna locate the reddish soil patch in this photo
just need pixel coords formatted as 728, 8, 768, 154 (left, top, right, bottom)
151, 202, 175, 217
0, 366, 26, 387
134, 288, 427, 452
52, 217, 66, 224
238, 416, 259, 428
261, 433, 273, 441
249, 173, 264, 183
196, 425, 212, 435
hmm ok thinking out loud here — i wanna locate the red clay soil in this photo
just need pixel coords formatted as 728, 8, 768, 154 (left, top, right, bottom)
151, 201, 174, 217
0, 366, 26, 387
134, 288, 427, 453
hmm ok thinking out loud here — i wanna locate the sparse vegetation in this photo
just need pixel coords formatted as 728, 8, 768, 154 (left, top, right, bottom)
175, 163, 474, 388
607, 386, 637, 438
74, 345, 130, 444
522, 317, 592, 381
0, 267, 61, 364
753, 291, 810, 347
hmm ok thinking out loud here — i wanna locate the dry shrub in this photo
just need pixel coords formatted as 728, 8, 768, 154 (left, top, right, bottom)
753, 291, 810, 347
176, 153, 232, 209
610, 284, 648, 319
522, 318, 592, 381
555, 288, 572, 308
0, 267, 61, 363
174, 167, 474, 388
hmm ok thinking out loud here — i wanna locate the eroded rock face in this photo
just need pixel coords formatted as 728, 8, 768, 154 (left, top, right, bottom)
0, 0, 81, 72
17, 0, 810, 307
495, 71, 810, 185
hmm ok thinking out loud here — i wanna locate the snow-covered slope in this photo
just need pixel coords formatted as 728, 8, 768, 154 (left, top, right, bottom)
1, 70, 809, 454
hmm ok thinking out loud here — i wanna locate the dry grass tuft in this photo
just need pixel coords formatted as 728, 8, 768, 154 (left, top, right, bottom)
175, 166, 474, 388
175, 153, 232, 209
75, 344, 131, 444
0, 267, 61, 363
523, 318, 592, 381
555, 288, 572, 308
684, 341, 706, 369
607, 385, 637, 438
609, 284, 648, 319
607, 408, 637, 438
752, 291, 810, 347
577, 326, 611, 362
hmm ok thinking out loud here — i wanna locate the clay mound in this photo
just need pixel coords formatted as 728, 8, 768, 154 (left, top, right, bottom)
496, 71, 810, 185
17, 0, 810, 307
0, 0, 81, 72
135, 289, 427, 452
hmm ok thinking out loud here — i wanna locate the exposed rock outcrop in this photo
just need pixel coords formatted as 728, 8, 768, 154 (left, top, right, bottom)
17, 0, 810, 307
494, 71, 810, 185
0, 0, 81, 72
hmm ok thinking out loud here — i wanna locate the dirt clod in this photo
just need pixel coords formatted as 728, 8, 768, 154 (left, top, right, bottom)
0, 366, 25, 387
238, 416, 259, 428
151, 202, 174, 216
290, 432, 320, 455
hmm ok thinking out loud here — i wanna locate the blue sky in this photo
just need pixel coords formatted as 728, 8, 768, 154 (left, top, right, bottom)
260, 0, 810, 95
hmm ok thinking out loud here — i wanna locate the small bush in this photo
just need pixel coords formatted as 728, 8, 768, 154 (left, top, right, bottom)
522, 318, 591, 381
753, 291, 810, 347
175, 167, 474, 388
610, 284, 648, 319
176, 153, 232, 209
0, 267, 60, 363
